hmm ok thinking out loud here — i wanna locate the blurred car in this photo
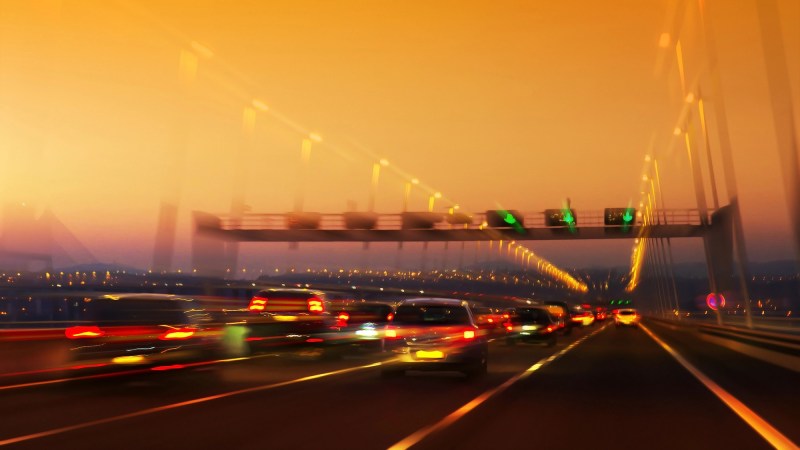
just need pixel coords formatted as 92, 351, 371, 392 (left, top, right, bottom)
237, 288, 335, 355
504, 306, 558, 347
381, 298, 488, 378
569, 305, 595, 327
614, 308, 641, 327
64, 294, 221, 367
543, 301, 577, 334
472, 306, 505, 335
325, 301, 393, 355
594, 306, 608, 321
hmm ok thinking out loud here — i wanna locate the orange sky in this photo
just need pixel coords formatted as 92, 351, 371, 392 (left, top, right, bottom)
0, 0, 798, 271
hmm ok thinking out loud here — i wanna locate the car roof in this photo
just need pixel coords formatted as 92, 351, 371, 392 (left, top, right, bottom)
397, 297, 467, 307
256, 288, 326, 296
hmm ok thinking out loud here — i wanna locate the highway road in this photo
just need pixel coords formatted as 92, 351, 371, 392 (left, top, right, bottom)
0, 320, 797, 449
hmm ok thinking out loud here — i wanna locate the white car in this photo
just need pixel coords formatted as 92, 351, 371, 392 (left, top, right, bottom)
614, 308, 640, 327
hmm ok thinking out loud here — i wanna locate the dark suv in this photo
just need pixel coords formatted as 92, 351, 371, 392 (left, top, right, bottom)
504, 306, 558, 347
381, 298, 488, 378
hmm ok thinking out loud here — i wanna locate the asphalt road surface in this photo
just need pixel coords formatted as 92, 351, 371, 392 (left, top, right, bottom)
1, 320, 797, 449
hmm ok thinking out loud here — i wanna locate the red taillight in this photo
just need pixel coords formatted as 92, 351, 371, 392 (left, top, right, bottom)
306, 337, 324, 343
307, 297, 324, 313
463, 330, 475, 340
503, 314, 510, 320
505, 324, 513, 332
248, 296, 268, 312
487, 318, 494, 323
159, 328, 197, 340
335, 312, 350, 327
65, 326, 105, 339
387, 313, 394, 322
546, 325, 555, 333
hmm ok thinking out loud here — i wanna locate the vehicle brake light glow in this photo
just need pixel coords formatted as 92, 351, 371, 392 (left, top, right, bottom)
506, 324, 513, 332
337, 312, 350, 321
387, 313, 394, 322
307, 297, 324, 313
65, 326, 105, 339
248, 296, 267, 311
385, 328, 399, 338
463, 330, 475, 339
159, 328, 197, 340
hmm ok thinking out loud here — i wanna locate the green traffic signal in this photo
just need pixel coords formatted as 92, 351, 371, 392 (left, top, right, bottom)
486, 210, 525, 234
622, 208, 634, 224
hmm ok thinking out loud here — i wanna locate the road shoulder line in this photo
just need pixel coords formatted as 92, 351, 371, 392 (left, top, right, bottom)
641, 323, 799, 450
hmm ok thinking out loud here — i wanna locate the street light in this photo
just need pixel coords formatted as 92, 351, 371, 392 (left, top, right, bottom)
403, 178, 420, 212
294, 133, 322, 212
428, 191, 442, 212
369, 159, 389, 212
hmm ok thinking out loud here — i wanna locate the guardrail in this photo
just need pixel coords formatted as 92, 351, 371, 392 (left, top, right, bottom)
648, 317, 800, 372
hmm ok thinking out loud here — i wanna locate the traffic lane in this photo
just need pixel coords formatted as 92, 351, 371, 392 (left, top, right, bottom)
415, 323, 771, 450
0, 350, 385, 442
646, 320, 800, 445
0, 333, 584, 449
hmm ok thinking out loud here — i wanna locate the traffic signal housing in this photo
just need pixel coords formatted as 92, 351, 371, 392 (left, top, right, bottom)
485, 210, 525, 231
604, 208, 636, 231
544, 208, 577, 228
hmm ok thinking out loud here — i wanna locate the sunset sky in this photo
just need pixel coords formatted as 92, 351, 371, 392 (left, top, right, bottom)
0, 0, 798, 272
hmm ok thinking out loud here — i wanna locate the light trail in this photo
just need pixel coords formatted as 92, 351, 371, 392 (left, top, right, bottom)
0, 360, 384, 446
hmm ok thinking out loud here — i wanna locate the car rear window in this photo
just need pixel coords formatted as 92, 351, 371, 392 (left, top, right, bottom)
393, 305, 470, 325
85, 299, 190, 325
544, 304, 566, 316
511, 308, 550, 324
255, 290, 323, 312
619, 310, 636, 316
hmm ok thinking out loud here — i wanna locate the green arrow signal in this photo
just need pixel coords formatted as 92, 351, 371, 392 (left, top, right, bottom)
622, 210, 633, 223
503, 212, 517, 224
563, 211, 574, 224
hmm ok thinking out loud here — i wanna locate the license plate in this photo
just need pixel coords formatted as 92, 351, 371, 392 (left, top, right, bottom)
415, 350, 444, 359
111, 355, 146, 364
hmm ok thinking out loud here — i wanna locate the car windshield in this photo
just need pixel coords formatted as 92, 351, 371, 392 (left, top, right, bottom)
393, 304, 470, 325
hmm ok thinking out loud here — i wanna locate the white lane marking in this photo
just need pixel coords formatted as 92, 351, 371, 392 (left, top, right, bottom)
0, 361, 383, 447
387, 324, 608, 450
641, 323, 799, 450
